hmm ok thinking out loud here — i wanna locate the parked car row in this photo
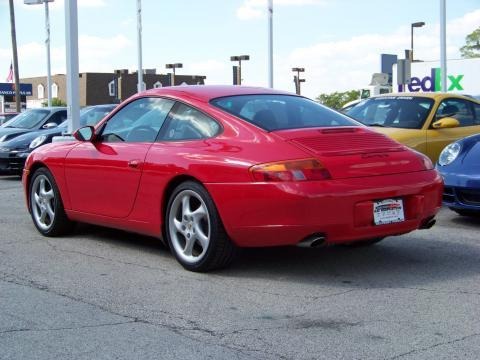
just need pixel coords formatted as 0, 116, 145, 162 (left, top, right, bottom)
1, 88, 477, 272
0, 104, 116, 175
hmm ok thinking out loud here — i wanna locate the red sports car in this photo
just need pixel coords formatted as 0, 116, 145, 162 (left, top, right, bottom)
23, 86, 443, 272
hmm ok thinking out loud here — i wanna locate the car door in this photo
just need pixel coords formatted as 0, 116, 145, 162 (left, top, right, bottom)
426, 98, 480, 161
64, 97, 174, 218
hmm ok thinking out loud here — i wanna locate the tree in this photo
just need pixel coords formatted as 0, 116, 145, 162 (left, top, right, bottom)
460, 27, 480, 58
42, 97, 67, 107
316, 90, 359, 110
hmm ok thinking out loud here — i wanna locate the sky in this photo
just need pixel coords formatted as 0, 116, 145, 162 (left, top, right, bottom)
0, 0, 479, 99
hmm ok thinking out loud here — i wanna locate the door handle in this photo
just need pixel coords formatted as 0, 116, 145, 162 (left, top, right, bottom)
128, 160, 141, 168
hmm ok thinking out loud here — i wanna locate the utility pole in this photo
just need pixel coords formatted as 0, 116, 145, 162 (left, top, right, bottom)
8, 0, 21, 112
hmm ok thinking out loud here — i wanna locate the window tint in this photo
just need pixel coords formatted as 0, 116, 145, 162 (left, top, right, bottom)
436, 98, 475, 127
101, 97, 174, 143
159, 103, 220, 141
211, 94, 355, 131
347, 97, 434, 129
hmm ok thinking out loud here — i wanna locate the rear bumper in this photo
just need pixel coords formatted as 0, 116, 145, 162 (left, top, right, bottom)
206, 170, 443, 247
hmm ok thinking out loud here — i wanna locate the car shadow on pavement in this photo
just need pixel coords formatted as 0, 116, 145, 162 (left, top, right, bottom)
67, 223, 480, 289
72, 223, 170, 256
220, 234, 480, 288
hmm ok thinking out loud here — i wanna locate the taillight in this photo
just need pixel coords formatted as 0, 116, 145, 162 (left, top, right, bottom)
250, 159, 331, 182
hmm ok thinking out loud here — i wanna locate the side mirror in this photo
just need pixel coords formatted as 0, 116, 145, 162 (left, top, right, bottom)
73, 126, 94, 142
42, 122, 58, 129
432, 117, 460, 129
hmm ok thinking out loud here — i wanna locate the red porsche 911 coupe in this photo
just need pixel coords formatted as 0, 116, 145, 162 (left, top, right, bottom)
23, 86, 443, 272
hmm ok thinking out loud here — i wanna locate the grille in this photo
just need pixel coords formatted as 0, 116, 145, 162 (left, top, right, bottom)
291, 132, 403, 155
457, 189, 480, 206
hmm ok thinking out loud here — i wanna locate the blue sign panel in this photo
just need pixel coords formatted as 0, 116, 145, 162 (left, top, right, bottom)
0, 83, 33, 96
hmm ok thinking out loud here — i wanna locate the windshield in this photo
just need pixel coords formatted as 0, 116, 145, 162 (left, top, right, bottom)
56, 105, 116, 130
6, 109, 49, 129
210, 94, 358, 131
80, 105, 116, 126
347, 96, 434, 129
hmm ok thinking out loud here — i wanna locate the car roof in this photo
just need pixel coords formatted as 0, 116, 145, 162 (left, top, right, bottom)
139, 85, 296, 103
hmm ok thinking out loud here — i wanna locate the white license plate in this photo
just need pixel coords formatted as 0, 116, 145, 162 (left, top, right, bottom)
373, 199, 405, 225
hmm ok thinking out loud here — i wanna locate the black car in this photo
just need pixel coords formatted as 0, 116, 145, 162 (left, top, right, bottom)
0, 107, 67, 143
0, 104, 116, 175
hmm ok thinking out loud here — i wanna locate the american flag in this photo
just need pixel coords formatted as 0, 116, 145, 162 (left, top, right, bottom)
6, 62, 13, 83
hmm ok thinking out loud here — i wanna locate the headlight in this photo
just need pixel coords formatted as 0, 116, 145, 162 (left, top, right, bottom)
29, 135, 48, 149
438, 142, 461, 166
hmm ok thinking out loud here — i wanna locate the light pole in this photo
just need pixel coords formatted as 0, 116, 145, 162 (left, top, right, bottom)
440, 0, 447, 92
230, 55, 250, 85
165, 63, 183, 86
8, 0, 21, 112
267, 0, 273, 88
24, 0, 54, 107
411, 21, 425, 62
136, 0, 143, 92
292, 67, 305, 95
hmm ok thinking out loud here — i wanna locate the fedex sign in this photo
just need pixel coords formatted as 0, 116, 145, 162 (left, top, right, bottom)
398, 68, 464, 92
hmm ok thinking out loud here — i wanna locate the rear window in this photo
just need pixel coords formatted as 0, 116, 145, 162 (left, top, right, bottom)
210, 94, 357, 131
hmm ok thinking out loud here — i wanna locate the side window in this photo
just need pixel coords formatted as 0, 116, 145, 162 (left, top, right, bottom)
46, 111, 66, 125
101, 97, 174, 143
159, 103, 220, 141
436, 99, 474, 127
473, 103, 480, 125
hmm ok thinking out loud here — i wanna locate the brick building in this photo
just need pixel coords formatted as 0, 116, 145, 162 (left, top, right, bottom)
21, 69, 206, 108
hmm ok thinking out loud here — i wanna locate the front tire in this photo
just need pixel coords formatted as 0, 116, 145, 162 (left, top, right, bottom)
165, 181, 236, 272
29, 167, 74, 236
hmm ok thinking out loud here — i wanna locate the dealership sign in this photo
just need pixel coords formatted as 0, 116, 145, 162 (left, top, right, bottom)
0, 83, 33, 96
393, 58, 479, 95
398, 68, 464, 92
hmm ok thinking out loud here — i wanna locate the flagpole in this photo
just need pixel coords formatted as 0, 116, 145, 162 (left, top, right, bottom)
45, 0, 52, 107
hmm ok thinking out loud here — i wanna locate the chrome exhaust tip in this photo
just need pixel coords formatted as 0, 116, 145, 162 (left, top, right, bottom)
297, 234, 326, 248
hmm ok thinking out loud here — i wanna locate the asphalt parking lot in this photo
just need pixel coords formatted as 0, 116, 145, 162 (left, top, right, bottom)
1, 175, 479, 360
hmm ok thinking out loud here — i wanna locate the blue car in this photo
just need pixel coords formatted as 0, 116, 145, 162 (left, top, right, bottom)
436, 133, 480, 216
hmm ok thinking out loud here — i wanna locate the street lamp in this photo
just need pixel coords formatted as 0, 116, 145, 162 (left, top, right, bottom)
24, 0, 54, 107
230, 55, 250, 85
292, 67, 305, 95
165, 63, 183, 86
411, 21, 425, 62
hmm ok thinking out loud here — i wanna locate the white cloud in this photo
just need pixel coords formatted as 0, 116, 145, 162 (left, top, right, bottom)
184, 60, 229, 85
237, 0, 327, 20
10, 34, 132, 77
275, 9, 480, 98
18, 0, 106, 11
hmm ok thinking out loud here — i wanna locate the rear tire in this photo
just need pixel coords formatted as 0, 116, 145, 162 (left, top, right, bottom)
29, 167, 74, 236
165, 181, 237, 272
